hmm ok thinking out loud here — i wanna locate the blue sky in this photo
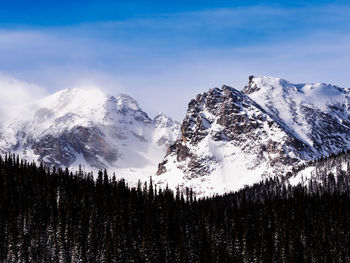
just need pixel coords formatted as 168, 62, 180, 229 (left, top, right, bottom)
0, 0, 350, 119
1, 0, 349, 25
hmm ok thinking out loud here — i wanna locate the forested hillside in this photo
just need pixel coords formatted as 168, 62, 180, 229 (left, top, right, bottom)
1, 154, 350, 262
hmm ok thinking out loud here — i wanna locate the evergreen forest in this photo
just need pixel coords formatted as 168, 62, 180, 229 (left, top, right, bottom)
1, 153, 350, 262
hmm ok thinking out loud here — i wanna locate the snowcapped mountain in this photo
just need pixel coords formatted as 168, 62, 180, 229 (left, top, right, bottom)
156, 76, 350, 196
243, 76, 350, 156
0, 87, 180, 181
2, 76, 350, 197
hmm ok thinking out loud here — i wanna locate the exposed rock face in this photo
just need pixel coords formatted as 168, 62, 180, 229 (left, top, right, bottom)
156, 76, 350, 196
31, 125, 120, 169
0, 88, 180, 173
157, 85, 315, 181
2, 75, 350, 196
243, 76, 350, 155
153, 113, 181, 147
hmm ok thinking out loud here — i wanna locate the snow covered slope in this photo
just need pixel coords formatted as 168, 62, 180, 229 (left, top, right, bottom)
243, 76, 350, 156
156, 76, 350, 196
2, 75, 350, 197
0, 87, 180, 182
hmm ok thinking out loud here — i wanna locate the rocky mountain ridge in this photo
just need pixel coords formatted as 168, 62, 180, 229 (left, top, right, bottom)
155, 76, 350, 195
0, 87, 180, 181
1, 76, 350, 196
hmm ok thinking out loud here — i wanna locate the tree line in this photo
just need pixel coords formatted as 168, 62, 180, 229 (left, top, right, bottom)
1, 153, 350, 262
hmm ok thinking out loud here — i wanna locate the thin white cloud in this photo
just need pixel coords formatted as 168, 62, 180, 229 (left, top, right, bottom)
0, 72, 46, 106
0, 73, 47, 122
0, 4, 349, 120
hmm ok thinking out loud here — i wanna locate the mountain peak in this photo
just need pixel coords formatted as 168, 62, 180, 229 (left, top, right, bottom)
243, 75, 349, 111
43, 86, 106, 108
0, 86, 179, 175
244, 75, 348, 95
154, 112, 169, 123
3, 75, 350, 197
154, 112, 179, 129
243, 76, 293, 94
155, 112, 167, 118
116, 93, 142, 112
55, 86, 105, 98
243, 75, 350, 153
155, 76, 350, 196
156, 79, 316, 195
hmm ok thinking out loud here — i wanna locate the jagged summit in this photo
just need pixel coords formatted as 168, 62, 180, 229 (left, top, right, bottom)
243, 76, 348, 100
115, 93, 143, 112
243, 76, 350, 154
2, 76, 350, 197
154, 112, 178, 128
156, 76, 350, 196
156, 81, 315, 195
0, 87, 180, 180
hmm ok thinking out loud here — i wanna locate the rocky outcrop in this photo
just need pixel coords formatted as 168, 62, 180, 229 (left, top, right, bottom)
243, 76, 350, 156
31, 125, 120, 169
157, 83, 316, 182
156, 76, 350, 195
0, 87, 180, 173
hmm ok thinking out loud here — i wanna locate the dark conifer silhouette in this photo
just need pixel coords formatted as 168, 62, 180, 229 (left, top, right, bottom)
1, 152, 350, 262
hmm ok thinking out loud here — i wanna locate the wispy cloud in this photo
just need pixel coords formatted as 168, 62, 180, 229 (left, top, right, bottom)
0, 3, 349, 119
0, 72, 46, 106
0, 72, 47, 122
